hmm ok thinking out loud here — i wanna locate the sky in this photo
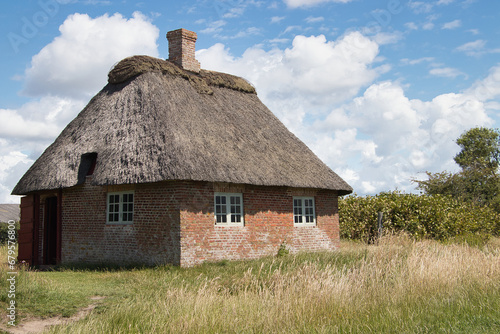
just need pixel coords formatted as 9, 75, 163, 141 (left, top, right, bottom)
1, 0, 500, 203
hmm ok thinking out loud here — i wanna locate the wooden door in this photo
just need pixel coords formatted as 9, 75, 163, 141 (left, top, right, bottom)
18, 194, 40, 266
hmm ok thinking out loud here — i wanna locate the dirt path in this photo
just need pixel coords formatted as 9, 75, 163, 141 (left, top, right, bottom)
1, 296, 105, 334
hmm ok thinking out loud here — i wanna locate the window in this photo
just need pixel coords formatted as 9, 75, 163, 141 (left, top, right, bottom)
215, 193, 243, 225
107, 191, 134, 224
293, 197, 316, 225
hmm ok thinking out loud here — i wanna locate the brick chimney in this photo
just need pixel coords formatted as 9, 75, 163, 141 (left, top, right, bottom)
166, 28, 201, 73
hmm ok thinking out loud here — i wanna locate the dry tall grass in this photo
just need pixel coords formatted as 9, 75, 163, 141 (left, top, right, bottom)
39, 234, 500, 333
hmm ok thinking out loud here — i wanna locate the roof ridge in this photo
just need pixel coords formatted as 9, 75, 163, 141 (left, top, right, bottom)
108, 55, 256, 95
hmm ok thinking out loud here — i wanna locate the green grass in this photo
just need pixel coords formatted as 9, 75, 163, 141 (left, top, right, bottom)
1, 235, 499, 333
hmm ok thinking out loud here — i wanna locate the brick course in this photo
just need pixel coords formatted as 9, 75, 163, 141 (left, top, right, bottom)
166, 28, 201, 73
52, 179, 339, 267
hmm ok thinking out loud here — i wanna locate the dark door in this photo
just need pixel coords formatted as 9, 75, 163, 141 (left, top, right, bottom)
44, 196, 58, 265
18, 194, 40, 266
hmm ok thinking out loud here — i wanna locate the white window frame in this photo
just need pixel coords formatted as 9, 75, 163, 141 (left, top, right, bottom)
293, 196, 316, 226
107, 191, 134, 224
214, 192, 244, 226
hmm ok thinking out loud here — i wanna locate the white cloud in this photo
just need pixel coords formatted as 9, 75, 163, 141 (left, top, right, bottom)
405, 22, 419, 30
0, 151, 33, 203
372, 31, 404, 45
316, 81, 494, 193
442, 19, 461, 30
429, 67, 466, 79
22, 12, 159, 100
269, 38, 290, 44
409, 1, 434, 14
456, 39, 486, 56
198, 31, 382, 111
271, 16, 285, 24
283, 0, 352, 8
0, 97, 84, 140
305, 16, 324, 23
200, 20, 227, 35
401, 57, 434, 65
422, 22, 435, 30
466, 65, 500, 101
437, 0, 455, 4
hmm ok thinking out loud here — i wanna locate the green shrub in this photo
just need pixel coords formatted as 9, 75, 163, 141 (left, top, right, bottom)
339, 192, 499, 242
0, 221, 19, 245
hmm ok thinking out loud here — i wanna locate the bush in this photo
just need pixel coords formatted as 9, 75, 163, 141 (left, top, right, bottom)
0, 221, 19, 245
339, 192, 500, 242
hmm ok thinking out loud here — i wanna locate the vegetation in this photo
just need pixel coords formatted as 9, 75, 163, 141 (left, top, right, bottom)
1, 236, 499, 333
339, 192, 500, 243
415, 127, 500, 211
0, 221, 18, 245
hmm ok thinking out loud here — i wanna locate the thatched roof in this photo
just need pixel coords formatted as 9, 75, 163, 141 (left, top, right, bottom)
12, 55, 352, 196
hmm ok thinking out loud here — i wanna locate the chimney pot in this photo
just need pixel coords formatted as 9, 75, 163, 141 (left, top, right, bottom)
166, 28, 201, 73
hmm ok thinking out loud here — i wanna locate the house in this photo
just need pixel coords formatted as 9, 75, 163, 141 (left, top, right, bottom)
12, 28, 352, 267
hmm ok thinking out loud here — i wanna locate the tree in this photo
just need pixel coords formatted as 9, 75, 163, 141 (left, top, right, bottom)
415, 127, 500, 211
454, 127, 500, 172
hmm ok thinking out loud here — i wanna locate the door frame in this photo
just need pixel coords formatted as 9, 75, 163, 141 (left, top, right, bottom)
42, 190, 62, 265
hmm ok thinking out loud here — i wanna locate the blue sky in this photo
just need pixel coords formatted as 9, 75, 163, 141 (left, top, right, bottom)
1, 0, 500, 203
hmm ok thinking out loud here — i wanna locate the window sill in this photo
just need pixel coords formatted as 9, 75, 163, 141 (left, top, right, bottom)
215, 223, 245, 227
106, 222, 134, 225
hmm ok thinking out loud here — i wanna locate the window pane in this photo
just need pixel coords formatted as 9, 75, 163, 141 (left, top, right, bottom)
215, 194, 243, 225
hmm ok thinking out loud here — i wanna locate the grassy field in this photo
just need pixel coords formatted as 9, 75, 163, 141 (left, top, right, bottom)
1, 235, 499, 333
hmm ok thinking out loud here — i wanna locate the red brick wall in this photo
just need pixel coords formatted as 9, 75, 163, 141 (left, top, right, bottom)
58, 179, 339, 267
61, 179, 182, 265
179, 182, 339, 267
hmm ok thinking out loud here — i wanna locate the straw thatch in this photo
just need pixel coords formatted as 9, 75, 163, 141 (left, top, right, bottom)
12, 55, 352, 196
108, 55, 256, 95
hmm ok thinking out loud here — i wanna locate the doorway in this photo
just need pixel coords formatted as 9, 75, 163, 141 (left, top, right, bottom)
44, 196, 59, 265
